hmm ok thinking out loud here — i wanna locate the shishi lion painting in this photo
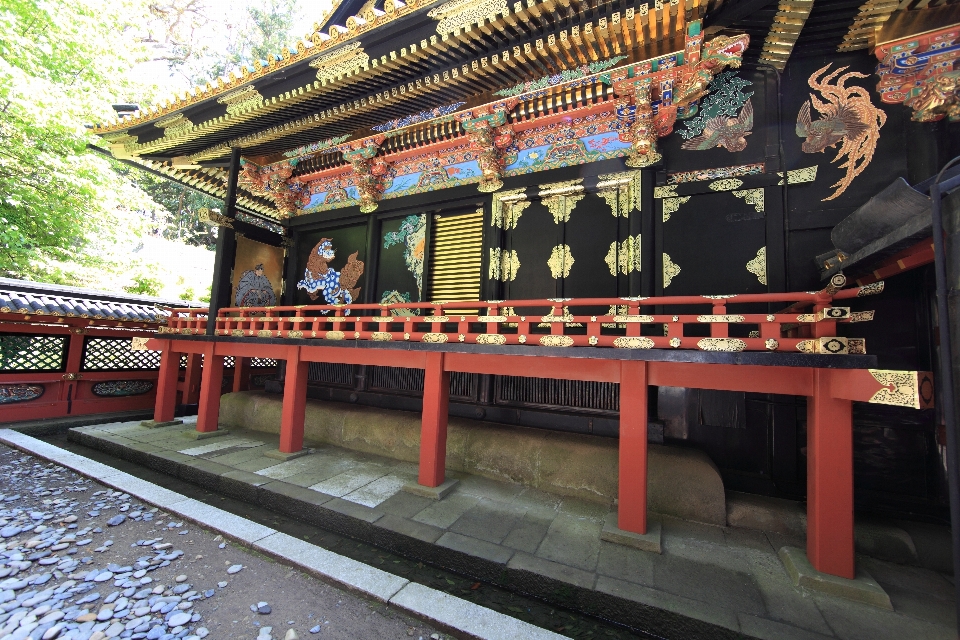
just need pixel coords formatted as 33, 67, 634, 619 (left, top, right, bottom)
296, 238, 364, 310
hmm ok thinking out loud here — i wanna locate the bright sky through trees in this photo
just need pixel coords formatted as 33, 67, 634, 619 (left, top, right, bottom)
0, 0, 331, 298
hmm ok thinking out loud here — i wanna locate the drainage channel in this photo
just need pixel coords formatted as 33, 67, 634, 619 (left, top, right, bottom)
39, 431, 657, 640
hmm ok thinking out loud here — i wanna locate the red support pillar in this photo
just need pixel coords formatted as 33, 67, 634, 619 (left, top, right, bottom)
154, 341, 180, 423
233, 356, 251, 393
196, 345, 224, 433
618, 360, 648, 534
279, 347, 308, 453
59, 329, 87, 413
418, 351, 450, 487
807, 368, 855, 579
182, 353, 202, 404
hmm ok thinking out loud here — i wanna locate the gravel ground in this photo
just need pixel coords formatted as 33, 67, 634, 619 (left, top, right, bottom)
0, 444, 444, 640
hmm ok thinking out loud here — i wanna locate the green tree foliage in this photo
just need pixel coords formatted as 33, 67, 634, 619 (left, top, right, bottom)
120, 167, 219, 249
0, 0, 160, 280
123, 274, 164, 296
0, 0, 302, 287
149, 0, 300, 86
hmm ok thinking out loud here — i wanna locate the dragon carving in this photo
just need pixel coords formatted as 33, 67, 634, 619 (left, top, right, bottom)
296, 238, 364, 309
796, 65, 886, 201
610, 30, 750, 168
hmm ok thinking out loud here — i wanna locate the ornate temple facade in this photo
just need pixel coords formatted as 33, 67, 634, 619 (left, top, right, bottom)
86, 0, 960, 581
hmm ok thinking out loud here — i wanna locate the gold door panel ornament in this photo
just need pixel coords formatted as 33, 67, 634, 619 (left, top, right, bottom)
476, 334, 506, 345
491, 189, 529, 229
709, 178, 744, 191
421, 333, 449, 343
663, 253, 681, 288
539, 180, 585, 224
746, 246, 767, 285
868, 370, 934, 409
488, 248, 520, 282
596, 170, 642, 218
662, 196, 690, 222
653, 185, 680, 199
731, 188, 764, 212
548, 245, 575, 279
540, 335, 574, 347
778, 165, 818, 185
605, 235, 641, 276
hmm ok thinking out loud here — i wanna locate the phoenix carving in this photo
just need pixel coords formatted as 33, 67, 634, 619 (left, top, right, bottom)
681, 99, 753, 152
796, 65, 886, 201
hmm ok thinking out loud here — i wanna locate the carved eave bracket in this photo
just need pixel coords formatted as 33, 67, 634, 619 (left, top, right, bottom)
610, 23, 749, 168
237, 159, 305, 218
341, 136, 390, 213
457, 99, 519, 193
875, 23, 960, 123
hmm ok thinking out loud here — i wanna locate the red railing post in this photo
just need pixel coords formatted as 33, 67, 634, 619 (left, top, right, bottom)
196, 344, 224, 433
279, 346, 308, 454
233, 357, 251, 393
807, 368, 855, 579
418, 351, 450, 487
618, 360, 648, 534
154, 341, 180, 424
182, 353, 202, 404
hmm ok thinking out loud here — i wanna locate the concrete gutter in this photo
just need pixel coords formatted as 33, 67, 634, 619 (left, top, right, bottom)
0, 429, 566, 640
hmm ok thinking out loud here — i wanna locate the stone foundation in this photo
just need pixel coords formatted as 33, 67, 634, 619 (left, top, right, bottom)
219, 391, 727, 526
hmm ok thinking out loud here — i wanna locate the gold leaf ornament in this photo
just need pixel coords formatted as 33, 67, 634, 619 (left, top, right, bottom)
709, 178, 744, 191
662, 196, 690, 222
217, 85, 264, 115
548, 245, 575, 279
309, 42, 370, 84
731, 188, 764, 212
604, 235, 642, 276
663, 253, 681, 288
491, 189, 529, 229
539, 180, 585, 224
868, 370, 923, 408
488, 248, 520, 281
746, 246, 767, 285
596, 170, 642, 218
429, 0, 508, 36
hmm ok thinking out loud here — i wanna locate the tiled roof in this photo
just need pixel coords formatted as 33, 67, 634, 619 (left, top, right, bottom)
0, 278, 201, 324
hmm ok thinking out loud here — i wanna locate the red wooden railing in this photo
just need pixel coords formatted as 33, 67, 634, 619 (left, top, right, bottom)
149, 275, 935, 582
164, 275, 882, 355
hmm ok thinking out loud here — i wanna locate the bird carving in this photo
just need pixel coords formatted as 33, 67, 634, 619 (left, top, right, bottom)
795, 65, 886, 201
681, 99, 753, 152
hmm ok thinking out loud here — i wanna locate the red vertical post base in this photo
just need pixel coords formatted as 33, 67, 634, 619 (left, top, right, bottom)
233, 357, 251, 393
196, 348, 224, 433
153, 342, 180, 424
618, 360, 648, 534
182, 353, 202, 404
807, 369, 855, 579
279, 347, 308, 454
418, 352, 450, 488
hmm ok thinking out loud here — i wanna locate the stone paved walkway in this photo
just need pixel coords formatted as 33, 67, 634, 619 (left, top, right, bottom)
0, 442, 443, 640
72, 418, 957, 640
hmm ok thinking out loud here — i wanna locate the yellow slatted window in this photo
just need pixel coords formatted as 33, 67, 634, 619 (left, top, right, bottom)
427, 208, 483, 306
